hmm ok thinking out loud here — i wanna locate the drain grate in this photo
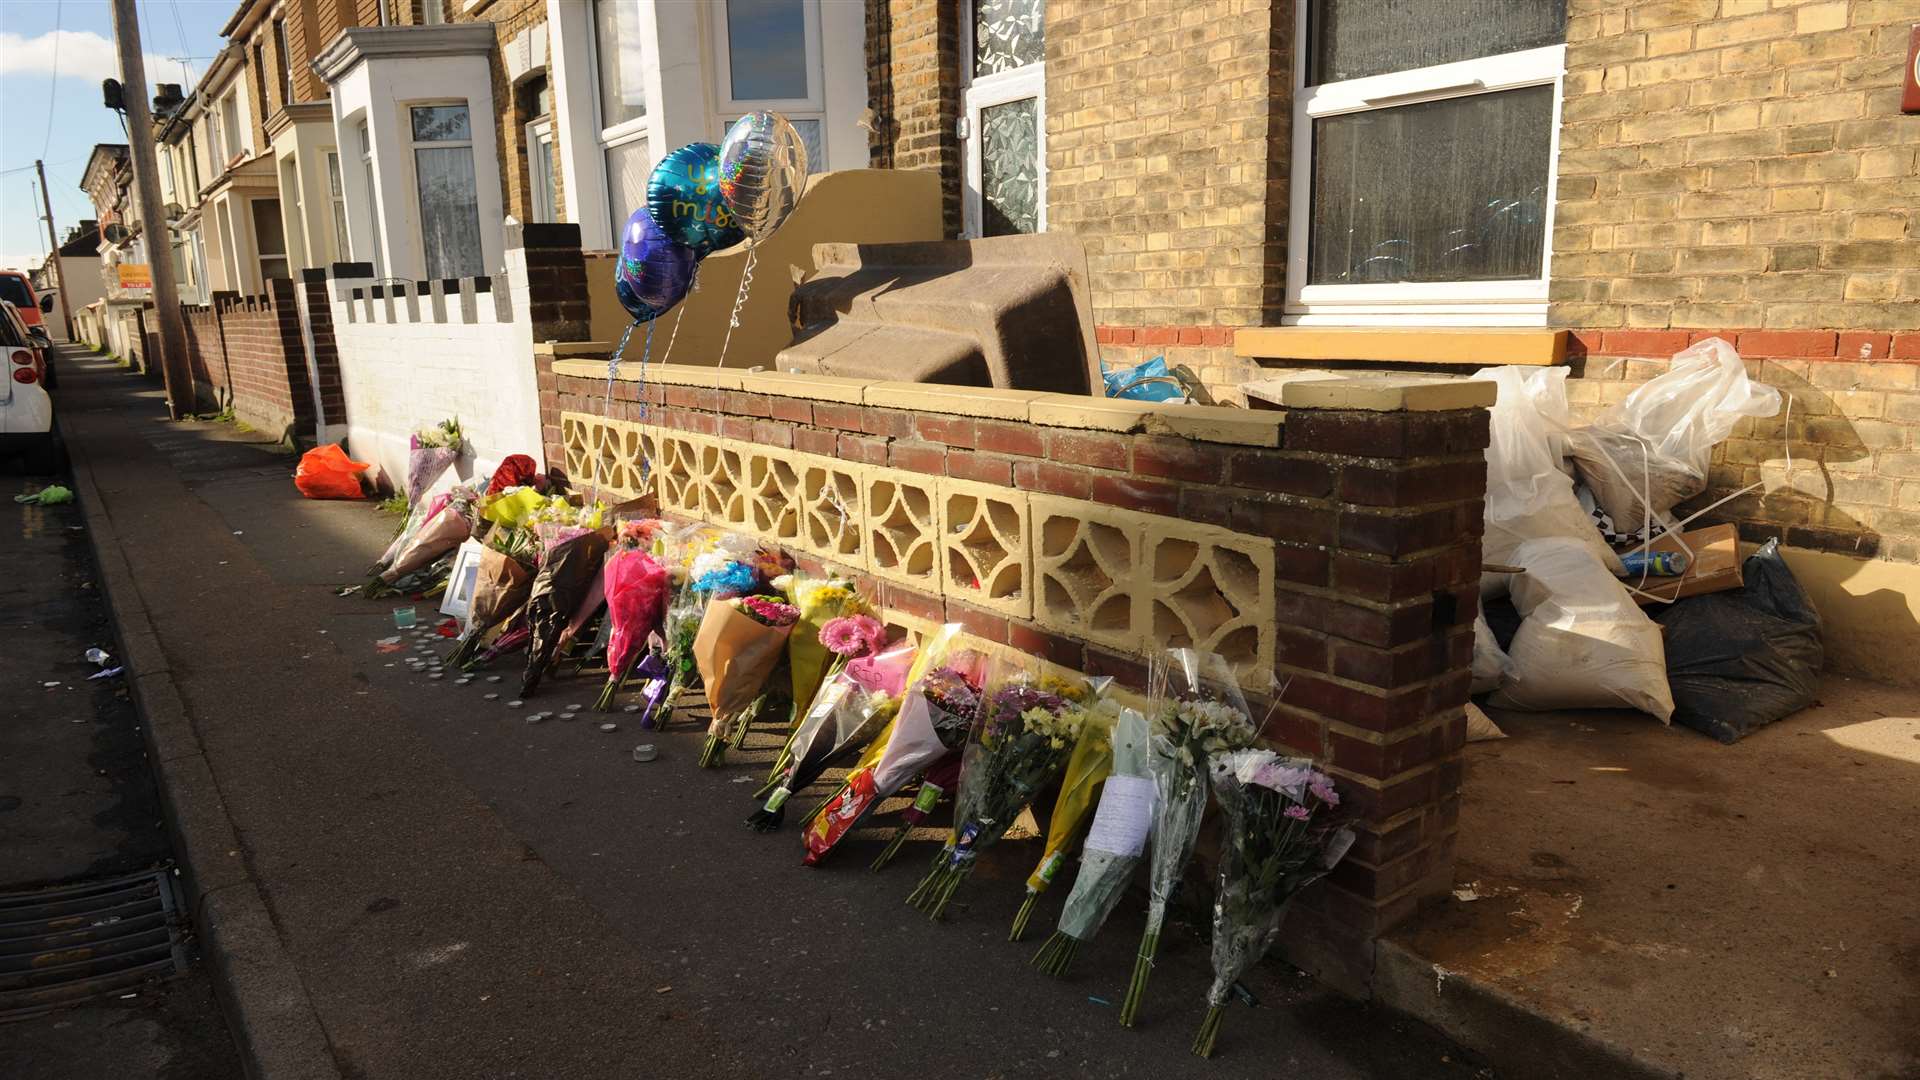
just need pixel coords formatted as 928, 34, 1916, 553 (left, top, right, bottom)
0, 868, 189, 1020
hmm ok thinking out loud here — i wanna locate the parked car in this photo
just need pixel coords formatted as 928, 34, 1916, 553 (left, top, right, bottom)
1, 299, 59, 472
0, 270, 56, 387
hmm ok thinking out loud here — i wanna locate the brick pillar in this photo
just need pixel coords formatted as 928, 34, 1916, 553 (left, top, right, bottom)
1261, 387, 1492, 996
299, 268, 346, 431
866, 0, 962, 237
509, 222, 590, 343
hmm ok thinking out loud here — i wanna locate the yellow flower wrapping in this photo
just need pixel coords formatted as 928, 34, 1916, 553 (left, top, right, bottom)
1024, 705, 1118, 894
785, 579, 868, 711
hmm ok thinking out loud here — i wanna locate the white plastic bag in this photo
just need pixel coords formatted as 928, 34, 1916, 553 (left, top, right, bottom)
1470, 613, 1518, 695
1474, 366, 1623, 586
1567, 338, 1780, 530
1490, 538, 1674, 722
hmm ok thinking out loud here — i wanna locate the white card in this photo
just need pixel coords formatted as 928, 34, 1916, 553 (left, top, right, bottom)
1084, 774, 1156, 857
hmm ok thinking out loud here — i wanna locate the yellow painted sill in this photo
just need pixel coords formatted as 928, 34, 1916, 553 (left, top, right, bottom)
1234, 327, 1567, 367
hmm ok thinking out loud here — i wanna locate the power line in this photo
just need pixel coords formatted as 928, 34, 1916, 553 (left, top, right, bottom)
43, 0, 64, 158
167, 0, 196, 88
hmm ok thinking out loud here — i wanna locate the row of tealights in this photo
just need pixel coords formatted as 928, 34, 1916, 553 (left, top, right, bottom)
386, 621, 637, 731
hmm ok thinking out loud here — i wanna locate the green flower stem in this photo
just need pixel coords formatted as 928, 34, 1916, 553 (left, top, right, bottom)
925, 862, 971, 921
1030, 930, 1079, 976
870, 825, 911, 871
795, 777, 850, 830
906, 853, 948, 908
697, 733, 726, 768
1009, 890, 1039, 942
1118, 929, 1160, 1028
1191, 1004, 1225, 1057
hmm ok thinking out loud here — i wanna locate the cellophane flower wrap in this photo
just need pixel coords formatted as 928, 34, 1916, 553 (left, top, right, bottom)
594, 535, 671, 710
1191, 751, 1352, 1058
907, 657, 1099, 919
1032, 705, 1152, 974
1118, 648, 1258, 1028
446, 536, 535, 667
375, 482, 483, 590
376, 489, 450, 573
784, 577, 870, 719
801, 625, 983, 866
747, 639, 910, 831
693, 594, 798, 766
519, 503, 611, 695
405, 417, 464, 506
1009, 697, 1122, 941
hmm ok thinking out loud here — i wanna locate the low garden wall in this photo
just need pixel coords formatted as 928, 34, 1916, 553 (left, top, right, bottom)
538, 353, 1496, 995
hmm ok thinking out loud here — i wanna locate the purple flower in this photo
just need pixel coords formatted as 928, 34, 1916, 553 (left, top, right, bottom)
1309, 777, 1340, 807
1284, 805, 1310, 821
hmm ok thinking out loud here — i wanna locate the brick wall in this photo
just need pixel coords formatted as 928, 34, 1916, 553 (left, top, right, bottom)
864, 0, 963, 236
1553, 0, 1919, 564
1045, 0, 1290, 393
180, 277, 327, 439
539, 357, 1491, 994
449, 0, 551, 226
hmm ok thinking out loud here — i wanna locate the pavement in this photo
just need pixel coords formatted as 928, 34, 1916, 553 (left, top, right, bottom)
47, 347, 1491, 1079
1381, 684, 1920, 1080
0, 394, 243, 1078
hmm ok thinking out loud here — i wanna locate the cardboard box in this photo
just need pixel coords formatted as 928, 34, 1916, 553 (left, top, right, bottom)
1628, 523, 1741, 605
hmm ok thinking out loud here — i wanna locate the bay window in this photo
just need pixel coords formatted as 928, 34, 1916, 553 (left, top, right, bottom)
591, 0, 651, 229
1287, 0, 1567, 325
409, 103, 484, 279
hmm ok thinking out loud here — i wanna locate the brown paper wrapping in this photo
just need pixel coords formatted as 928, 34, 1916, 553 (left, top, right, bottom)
470, 547, 533, 628
693, 599, 793, 721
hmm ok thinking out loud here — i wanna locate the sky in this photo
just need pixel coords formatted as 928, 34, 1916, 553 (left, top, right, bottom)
0, 0, 230, 273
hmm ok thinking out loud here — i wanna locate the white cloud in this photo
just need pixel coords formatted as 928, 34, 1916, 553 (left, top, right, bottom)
0, 29, 174, 88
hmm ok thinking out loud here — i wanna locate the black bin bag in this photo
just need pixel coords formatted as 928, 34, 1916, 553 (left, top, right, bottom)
1655, 539, 1822, 743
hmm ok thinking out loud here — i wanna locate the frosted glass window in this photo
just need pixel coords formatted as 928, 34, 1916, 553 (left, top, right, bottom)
410, 104, 483, 279
974, 0, 1044, 78
980, 98, 1039, 236
1308, 0, 1566, 85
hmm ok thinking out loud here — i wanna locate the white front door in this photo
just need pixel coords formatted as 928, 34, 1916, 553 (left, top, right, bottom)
961, 0, 1046, 237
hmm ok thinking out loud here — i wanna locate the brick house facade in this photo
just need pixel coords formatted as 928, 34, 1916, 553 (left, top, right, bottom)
863, 0, 1920, 623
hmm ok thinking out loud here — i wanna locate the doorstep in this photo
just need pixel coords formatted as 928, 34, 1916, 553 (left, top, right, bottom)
1371, 678, 1920, 1080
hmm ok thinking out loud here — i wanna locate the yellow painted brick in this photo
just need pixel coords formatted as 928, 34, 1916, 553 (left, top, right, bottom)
1844, 272, 1903, 301
1645, 26, 1693, 55
1794, 1, 1850, 32
1759, 92, 1866, 127
1859, 148, 1914, 180
1771, 186, 1824, 212
1695, 10, 1795, 47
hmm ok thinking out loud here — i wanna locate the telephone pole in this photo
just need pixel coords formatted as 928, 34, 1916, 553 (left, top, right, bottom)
34, 160, 75, 341
109, 0, 194, 419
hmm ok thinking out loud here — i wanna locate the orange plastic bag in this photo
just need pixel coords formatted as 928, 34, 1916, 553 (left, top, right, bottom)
295, 444, 371, 500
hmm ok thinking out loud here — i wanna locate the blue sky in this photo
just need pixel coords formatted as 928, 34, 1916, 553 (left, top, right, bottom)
1, 0, 230, 273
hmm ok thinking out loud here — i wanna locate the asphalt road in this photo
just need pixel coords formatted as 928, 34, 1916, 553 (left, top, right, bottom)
47, 350, 1491, 1079
0, 386, 242, 1080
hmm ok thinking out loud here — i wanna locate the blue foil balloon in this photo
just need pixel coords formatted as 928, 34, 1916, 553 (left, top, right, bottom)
614, 208, 697, 323
646, 142, 745, 257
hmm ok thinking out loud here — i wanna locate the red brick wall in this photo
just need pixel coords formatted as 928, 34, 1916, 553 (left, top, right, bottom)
180, 277, 320, 438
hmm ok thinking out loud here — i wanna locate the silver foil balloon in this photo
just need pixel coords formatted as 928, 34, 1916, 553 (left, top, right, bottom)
717, 111, 809, 245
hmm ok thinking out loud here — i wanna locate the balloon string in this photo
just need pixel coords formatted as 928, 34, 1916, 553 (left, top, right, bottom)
592, 317, 650, 507
717, 245, 758, 368
660, 265, 698, 366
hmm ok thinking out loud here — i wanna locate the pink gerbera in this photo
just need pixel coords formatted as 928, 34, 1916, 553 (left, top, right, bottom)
819, 614, 885, 658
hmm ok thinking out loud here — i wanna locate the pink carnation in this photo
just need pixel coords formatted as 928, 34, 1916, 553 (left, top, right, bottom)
1284, 805, 1311, 821
820, 614, 885, 658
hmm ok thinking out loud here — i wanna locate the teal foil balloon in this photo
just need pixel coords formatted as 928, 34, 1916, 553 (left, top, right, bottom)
718, 111, 809, 244
646, 142, 743, 257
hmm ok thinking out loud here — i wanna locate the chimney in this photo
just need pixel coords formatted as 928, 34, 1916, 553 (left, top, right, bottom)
153, 83, 185, 116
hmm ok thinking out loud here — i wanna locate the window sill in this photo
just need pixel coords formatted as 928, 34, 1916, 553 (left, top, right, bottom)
1234, 326, 1566, 367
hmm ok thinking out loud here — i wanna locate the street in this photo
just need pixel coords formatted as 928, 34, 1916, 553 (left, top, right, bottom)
0, 370, 242, 1079
14, 348, 1489, 1078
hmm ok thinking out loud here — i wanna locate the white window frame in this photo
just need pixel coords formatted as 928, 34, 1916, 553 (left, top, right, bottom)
356, 119, 386, 277
710, 0, 827, 159
405, 101, 484, 280
1286, 2, 1565, 327
252, 196, 291, 282
526, 118, 557, 223
959, 0, 1047, 238
274, 19, 294, 105
324, 149, 350, 263
587, 0, 653, 226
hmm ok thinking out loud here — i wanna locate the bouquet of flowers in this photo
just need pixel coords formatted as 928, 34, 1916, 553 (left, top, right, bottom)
748, 634, 907, 832
801, 626, 983, 866
593, 520, 673, 710
764, 578, 872, 782
406, 417, 464, 501
694, 594, 799, 767
518, 499, 610, 696
486, 453, 540, 495
1191, 751, 1352, 1057
1009, 698, 1122, 941
1032, 705, 1151, 975
445, 528, 536, 667
481, 485, 549, 530
906, 657, 1099, 920
369, 483, 482, 597
1118, 648, 1258, 1028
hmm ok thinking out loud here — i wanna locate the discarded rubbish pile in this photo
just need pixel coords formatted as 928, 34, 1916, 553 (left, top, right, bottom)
1471, 338, 1823, 743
